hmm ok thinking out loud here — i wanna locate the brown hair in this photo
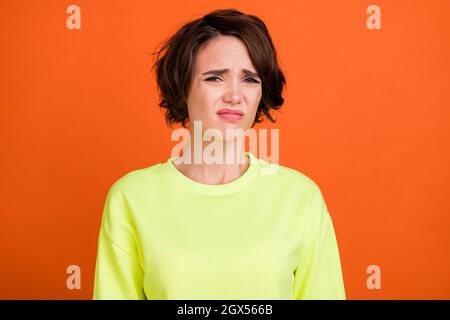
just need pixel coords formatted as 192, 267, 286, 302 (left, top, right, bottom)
151, 8, 286, 128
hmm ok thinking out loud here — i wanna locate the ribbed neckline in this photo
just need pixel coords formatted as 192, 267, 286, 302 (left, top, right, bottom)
163, 151, 260, 195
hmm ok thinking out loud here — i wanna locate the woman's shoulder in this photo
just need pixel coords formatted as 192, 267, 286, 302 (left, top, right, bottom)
256, 157, 322, 195
105, 161, 166, 195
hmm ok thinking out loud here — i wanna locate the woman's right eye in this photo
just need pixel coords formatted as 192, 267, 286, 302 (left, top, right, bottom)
205, 76, 221, 82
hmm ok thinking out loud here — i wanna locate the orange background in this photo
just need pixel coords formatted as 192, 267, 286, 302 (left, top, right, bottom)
1, 0, 449, 299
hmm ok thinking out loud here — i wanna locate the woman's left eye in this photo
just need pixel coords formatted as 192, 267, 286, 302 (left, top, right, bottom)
245, 78, 260, 84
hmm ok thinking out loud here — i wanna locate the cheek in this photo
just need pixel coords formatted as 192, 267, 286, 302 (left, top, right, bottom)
187, 87, 219, 119
249, 89, 262, 112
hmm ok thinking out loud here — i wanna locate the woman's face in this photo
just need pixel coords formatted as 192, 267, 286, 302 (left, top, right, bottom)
186, 35, 262, 140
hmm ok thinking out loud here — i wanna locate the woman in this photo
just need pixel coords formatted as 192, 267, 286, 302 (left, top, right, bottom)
93, 8, 346, 300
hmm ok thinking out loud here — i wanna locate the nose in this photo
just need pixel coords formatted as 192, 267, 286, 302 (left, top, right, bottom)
223, 79, 242, 105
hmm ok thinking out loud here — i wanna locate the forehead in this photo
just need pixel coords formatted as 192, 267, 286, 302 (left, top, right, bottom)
193, 36, 255, 72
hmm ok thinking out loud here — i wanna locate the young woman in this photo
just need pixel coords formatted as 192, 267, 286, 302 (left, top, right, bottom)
93, 8, 346, 300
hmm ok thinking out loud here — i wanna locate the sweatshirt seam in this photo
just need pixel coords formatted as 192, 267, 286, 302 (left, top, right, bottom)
119, 191, 146, 272
100, 227, 145, 273
296, 186, 325, 263
167, 152, 260, 196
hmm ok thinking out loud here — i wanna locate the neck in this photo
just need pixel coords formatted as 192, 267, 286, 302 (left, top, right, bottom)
173, 135, 250, 185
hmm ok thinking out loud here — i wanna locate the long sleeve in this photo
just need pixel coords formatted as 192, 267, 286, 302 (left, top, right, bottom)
93, 183, 146, 300
293, 186, 346, 300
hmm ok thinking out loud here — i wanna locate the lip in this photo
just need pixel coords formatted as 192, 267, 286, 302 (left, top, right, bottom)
216, 109, 244, 121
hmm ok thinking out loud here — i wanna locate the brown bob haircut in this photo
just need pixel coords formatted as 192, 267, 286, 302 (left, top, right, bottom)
151, 8, 286, 128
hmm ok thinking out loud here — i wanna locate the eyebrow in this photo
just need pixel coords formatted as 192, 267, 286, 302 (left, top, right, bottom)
201, 68, 260, 78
